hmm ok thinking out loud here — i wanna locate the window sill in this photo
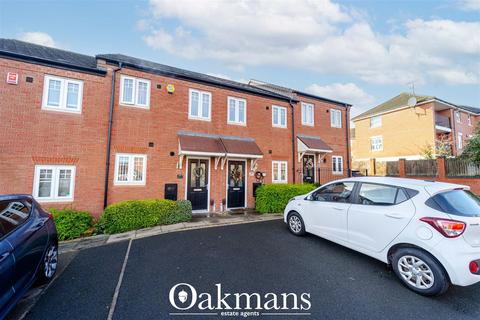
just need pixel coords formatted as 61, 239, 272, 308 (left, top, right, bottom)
272, 125, 287, 129
41, 106, 82, 115
227, 121, 247, 126
189, 116, 212, 122
113, 182, 146, 186
35, 198, 74, 203
119, 103, 150, 109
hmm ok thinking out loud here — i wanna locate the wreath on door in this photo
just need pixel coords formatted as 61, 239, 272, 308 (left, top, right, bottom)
194, 166, 205, 178
230, 165, 243, 185
304, 158, 314, 170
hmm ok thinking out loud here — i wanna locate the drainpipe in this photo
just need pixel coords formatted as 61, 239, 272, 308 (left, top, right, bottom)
289, 99, 296, 183
345, 104, 351, 177
103, 62, 122, 209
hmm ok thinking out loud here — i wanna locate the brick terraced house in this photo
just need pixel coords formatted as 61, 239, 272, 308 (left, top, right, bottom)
0, 39, 351, 216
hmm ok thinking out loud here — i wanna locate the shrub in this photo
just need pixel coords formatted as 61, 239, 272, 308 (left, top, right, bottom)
50, 208, 93, 241
255, 184, 316, 214
97, 199, 192, 234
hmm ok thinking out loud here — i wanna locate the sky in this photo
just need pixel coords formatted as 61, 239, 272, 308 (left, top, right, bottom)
0, 0, 479, 116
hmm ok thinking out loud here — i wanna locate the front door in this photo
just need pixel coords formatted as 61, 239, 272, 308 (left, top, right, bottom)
187, 159, 209, 211
227, 160, 246, 208
302, 155, 315, 183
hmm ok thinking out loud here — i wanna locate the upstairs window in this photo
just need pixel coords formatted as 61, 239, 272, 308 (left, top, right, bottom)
272, 105, 287, 128
332, 156, 343, 174
227, 97, 247, 125
370, 116, 382, 128
120, 75, 150, 108
458, 132, 463, 150
370, 136, 383, 152
42, 75, 83, 113
301, 102, 314, 126
189, 89, 211, 121
330, 109, 342, 128
455, 111, 461, 123
114, 153, 147, 185
33, 165, 76, 201
467, 114, 472, 126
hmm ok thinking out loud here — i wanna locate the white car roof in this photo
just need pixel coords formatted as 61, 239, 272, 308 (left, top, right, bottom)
336, 176, 468, 195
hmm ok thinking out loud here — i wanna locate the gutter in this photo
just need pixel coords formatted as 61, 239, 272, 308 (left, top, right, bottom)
345, 105, 351, 177
289, 99, 296, 183
103, 62, 122, 209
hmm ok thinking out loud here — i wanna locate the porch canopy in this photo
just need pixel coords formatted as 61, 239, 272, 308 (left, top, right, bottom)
178, 131, 263, 169
297, 135, 332, 162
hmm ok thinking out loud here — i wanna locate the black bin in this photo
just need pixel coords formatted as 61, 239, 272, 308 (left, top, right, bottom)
164, 183, 178, 201
252, 182, 263, 198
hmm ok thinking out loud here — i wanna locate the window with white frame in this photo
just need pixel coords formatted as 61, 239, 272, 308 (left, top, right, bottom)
189, 89, 211, 121
455, 111, 461, 123
114, 154, 147, 185
332, 156, 343, 174
370, 136, 383, 151
458, 132, 463, 149
467, 114, 472, 126
370, 116, 382, 128
42, 75, 83, 113
33, 165, 76, 201
301, 102, 314, 126
272, 161, 288, 183
227, 97, 246, 125
272, 105, 287, 128
119, 75, 150, 108
330, 109, 342, 128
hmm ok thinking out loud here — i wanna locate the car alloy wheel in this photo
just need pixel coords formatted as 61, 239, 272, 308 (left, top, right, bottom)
289, 215, 303, 234
397, 255, 435, 289
44, 244, 58, 279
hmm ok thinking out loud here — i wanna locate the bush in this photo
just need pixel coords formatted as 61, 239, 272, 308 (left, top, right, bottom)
50, 208, 94, 241
255, 184, 316, 214
97, 199, 192, 234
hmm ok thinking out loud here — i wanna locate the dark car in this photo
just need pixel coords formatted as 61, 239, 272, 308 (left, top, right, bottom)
0, 195, 58, 319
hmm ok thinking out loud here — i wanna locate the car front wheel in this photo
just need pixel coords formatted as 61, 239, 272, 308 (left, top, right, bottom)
391, 248, 449, 296
36, 242, 58, 284
287, 212, 306, 236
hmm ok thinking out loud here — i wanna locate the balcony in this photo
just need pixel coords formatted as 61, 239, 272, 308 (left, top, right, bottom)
435, 114, 451, 133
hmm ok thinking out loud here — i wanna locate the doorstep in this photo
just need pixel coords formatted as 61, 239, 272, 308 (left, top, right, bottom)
59, 213, 283, 254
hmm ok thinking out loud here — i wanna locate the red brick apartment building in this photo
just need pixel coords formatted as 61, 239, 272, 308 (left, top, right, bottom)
0, 39, 351, 216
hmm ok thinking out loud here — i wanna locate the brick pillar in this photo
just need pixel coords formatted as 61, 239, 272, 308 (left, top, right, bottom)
369, 158, 376, 176
399, 158, 406, 177
437, 157, 446, 179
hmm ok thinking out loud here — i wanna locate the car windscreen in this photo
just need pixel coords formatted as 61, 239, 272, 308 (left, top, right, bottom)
426, 190, 480, 217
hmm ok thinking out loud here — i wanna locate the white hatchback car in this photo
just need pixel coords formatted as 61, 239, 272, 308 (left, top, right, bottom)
284, 177, 480, 296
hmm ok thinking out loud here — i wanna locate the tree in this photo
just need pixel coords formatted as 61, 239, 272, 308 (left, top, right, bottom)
462, 124, 480, 164
419, 135, 453, 160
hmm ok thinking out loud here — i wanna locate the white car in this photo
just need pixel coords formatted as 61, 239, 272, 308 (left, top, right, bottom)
284, 177, 480, 296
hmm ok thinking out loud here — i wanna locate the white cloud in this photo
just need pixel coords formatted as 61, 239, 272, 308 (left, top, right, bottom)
306, 83, 375, 116
459, 0, 480, 11
18, 32, 57, 48
141, 0, 480, 86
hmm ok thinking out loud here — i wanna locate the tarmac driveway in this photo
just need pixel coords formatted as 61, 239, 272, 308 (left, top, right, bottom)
16, 220, 480, 320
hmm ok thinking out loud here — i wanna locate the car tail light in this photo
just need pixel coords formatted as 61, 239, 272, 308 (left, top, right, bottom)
420, 217, 466, 238
470, 261, 480, 274
47, 212, 54, 220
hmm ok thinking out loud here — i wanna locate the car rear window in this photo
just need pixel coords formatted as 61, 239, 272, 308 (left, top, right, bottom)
426, 190, 480, 217
0, 199, 31, 238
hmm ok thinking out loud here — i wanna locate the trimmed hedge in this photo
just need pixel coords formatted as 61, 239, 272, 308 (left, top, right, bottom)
255, 184, 316, 214
97, 199, 192, 234
50, 208, 94, 241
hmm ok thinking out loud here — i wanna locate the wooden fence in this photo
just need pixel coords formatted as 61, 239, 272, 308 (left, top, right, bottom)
445, 159, 480, 178
405, 159, 438, 177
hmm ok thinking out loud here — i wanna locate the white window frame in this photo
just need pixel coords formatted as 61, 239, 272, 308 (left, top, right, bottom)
370, 136, 383, 152
42, 75, 83, 114
114, 153, 147, 185
33, 165, 76, 202
458, 132, 463, 150
272, 161, 288, 183
467, 114, 472, 126
301, 102, 314, 126
370, 116, 382, 128
119, 75, 151, 108
330, 109, 342, 128
455, 111, 461, 123
227, 96, 247, 126
332, 156, 343, 175
188, 88, 212, 121
272, 105, 287, 128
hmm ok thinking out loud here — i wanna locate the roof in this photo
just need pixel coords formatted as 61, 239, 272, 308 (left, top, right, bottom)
353, 92, 480, 121
297, 135, 332, 152
249, 79, 351, 107
0, 39, 106, 75
96, 54, 293, 102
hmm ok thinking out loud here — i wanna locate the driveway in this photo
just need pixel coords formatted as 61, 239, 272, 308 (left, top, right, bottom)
14, 220, 480, 320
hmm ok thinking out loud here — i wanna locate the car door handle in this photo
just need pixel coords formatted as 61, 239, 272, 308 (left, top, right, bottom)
385, 213, 404, 219
333, 207, 345, 211
0, 252, 11, 263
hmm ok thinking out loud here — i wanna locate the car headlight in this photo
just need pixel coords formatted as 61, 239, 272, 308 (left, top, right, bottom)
288, 197, 296, 203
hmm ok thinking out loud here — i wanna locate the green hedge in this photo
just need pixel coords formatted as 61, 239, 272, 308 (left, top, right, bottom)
97, 199, 192, 234
50, 208, 94, 241
255, 184, 316, 214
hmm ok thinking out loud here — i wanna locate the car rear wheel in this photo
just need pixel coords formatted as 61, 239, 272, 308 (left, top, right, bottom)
36, 242, 58, 284
287, 212, 306, 236
391, 248, 449, 296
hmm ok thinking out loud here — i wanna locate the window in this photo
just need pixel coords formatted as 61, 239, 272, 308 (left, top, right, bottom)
272, 105, 287, 128
0, 200, 31, 237
114, 154, 147, 185
370, 136, 383, 152
189, 89, 211, 121
120, 75, 150, 108
458, 132, 463, 149
42, 75, 83, 113
330, 109, 342, 128
272, 161, 288, 183
332, 156, 343, 174
33, 165, 76, 201
468, 114, 472, 126
357, 183, 408, 206
301, 102, 314, 126
455, 111, 461, 123
310, 182, 355, 203
227, 97, 247, 125
425, 190, 480, 217
370, 116, 382, 128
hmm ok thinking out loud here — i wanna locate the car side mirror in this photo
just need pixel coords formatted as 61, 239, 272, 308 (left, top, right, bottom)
305, 194, 315, 201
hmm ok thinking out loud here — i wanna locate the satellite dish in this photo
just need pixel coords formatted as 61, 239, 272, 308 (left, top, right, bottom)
407, 96, 417, 107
